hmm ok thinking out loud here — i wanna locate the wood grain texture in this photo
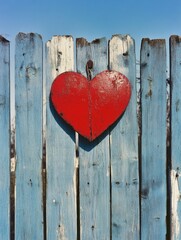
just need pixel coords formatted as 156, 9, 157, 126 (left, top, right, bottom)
109, 35, 139, 240
170, 35, 181, 240
0, 36, 10, 239
46, 36, 77, 240
15, 33, 43, 239
76, 38, 110, 240
141, 38, 167, 239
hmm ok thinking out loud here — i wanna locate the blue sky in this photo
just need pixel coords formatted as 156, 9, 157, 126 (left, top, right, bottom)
0, 0, 181, 50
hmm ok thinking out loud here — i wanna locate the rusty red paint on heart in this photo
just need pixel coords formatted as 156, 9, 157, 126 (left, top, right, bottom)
50, 70, 131, 141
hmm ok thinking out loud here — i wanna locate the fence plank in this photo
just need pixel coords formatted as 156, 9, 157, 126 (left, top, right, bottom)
109, 35, 139, 239
15, 33, 43, 239
76, 38, 110, 239
46, 36, 77, 240
170, 35, 181, 240
0, 36, 10, 239
141, 39, 167, 239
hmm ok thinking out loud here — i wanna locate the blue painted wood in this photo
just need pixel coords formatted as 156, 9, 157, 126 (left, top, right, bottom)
170, 35, 181, 240
0, 36, 10, 240
15, 33, 43, 239
76, 38, 110, 240
109, 35, 139, 239
141, 39, 167, 239
46, 36, 77, 240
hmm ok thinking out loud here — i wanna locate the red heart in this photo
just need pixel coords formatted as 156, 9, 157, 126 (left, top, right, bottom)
50, 70, 131, 141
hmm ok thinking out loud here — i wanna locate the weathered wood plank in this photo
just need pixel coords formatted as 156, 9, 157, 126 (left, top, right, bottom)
76, 38, 110, 239
141, 38, 167, 239
15, 33, 43, 239
0, 36, 10, 239
109, 35, 139, 239
170, 35, 181, 240
46, 36, 77, 240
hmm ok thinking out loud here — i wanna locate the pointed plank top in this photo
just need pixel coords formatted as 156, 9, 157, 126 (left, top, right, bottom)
76, 37, 106, 47
0, 36, 9, 44
16, 32, 42, 41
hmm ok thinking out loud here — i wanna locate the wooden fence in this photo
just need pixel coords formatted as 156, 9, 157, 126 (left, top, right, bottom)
0, 33, 181, 240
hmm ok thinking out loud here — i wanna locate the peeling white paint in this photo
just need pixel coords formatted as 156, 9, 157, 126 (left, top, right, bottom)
57, 224, 68, 240
106, 167, 110, 177
109, 35, 134, 77
171, 169, 180, 239
11, 157, 16, 172
47, 36, 74, 80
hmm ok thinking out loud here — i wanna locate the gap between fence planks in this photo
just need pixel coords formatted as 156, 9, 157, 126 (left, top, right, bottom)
170, 35, 181, 240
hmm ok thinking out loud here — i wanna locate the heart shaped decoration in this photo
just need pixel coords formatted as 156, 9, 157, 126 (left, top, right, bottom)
50, 70, 131, 141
